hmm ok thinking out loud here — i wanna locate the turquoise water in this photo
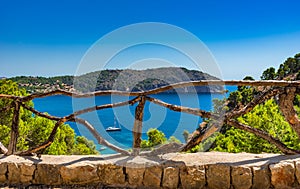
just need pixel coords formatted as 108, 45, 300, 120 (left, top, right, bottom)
33, 86, 236, 154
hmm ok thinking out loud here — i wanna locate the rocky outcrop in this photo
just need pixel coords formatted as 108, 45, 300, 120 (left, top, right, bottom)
1, 152, 300, 188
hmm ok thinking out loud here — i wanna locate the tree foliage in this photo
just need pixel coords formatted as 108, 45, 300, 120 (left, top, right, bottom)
212, 100, 300, 153
262, 53, 300, 80
141, 128, 180, 149
261, 67, 276, 80
192, 53, 300, 154
141, 128, 167, 148
0, 79, 98, 155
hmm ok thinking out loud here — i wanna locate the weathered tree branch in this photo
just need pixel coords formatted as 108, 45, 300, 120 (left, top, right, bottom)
20, 102, 61, 121
226, 87, 284, 119
70, 96, 140, 119
226, 119, 300, 155
278, 87, 300, 138
145, 96, 213, 119
7, 101, 21, 155
143, 80, 300, 95
0, 142, 8, 154
181, 122, 221, 152
20, 89, 141, 102
74, 118, 130, 155
132, 96, 146, 155
0, 94, 20, 100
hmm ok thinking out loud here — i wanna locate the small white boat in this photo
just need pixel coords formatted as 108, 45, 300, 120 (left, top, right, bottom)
106, 117, 121, 132
98, 146, 107, 151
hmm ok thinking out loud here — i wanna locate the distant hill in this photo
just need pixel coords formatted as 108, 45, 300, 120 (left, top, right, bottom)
9, 67, 224, 93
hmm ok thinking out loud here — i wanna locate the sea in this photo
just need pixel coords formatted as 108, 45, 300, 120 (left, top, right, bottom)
33, 86, 237, 154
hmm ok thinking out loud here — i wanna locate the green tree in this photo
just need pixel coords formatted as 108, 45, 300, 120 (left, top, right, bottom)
141, 128, 167, 148
212, 100, 300, 153
261, 67, 276, 80
0, 80, 98, 155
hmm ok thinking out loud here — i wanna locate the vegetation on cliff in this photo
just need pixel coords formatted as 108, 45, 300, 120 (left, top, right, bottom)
189, 52, 300, 153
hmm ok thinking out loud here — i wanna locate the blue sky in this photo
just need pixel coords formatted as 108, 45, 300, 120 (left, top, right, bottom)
0, 0, 300, 79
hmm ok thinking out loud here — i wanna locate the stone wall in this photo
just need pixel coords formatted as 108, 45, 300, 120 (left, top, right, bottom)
1, 152, 300, 188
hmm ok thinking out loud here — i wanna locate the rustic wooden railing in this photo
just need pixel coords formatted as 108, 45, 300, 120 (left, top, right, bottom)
1, 80, 300, 156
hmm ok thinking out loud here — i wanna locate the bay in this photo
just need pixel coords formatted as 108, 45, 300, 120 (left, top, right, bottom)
33, 86, 236, 154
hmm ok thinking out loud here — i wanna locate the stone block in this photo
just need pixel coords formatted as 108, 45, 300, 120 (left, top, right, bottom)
295, 161, 300, 185
180, 165, 206, 189
162, 166, 179, 189
270, 161, 295, 189
207, 164, 230, 189
60, 163, 99, 184
252, 166, 270, 189
0, 163, 7, 183
143, 166, 162, 188
98, 164, 125, 186
7, 163, 20, 184
20, 163, 35, 184
231, 166, 252, 189
34, 164, 61, 185
126, 167, 145, 187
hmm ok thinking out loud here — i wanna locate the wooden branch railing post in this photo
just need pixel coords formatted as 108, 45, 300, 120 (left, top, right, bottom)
0, 142, 8, 154
279, 87, 300, 138
7, 101, 20, 155
132, 96, 146, 156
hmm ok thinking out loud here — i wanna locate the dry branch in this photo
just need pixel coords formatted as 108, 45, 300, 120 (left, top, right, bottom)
0, 142, 8, 154
20, 102, 61, 121
181, 122, 220, 152
132, 96, 146, 155
226, 119, 300, 155
7, 101, 20, 155
145, 96, 213, 119
143, 80, 300, 96
70, 96, 140, 119
74, 118, 130, 155
0, 94, 20, 100
21, 89, 141, 102
226, 87, 284, 119
279, 87, 300, 138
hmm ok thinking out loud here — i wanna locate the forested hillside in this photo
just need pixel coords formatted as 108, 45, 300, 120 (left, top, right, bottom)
9, 67, 223, 93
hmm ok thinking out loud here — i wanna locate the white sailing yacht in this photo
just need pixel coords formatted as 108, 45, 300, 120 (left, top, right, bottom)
106, 117, 121, 132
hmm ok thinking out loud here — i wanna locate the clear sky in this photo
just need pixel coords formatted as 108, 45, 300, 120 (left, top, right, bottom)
0, 0, 300, 79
